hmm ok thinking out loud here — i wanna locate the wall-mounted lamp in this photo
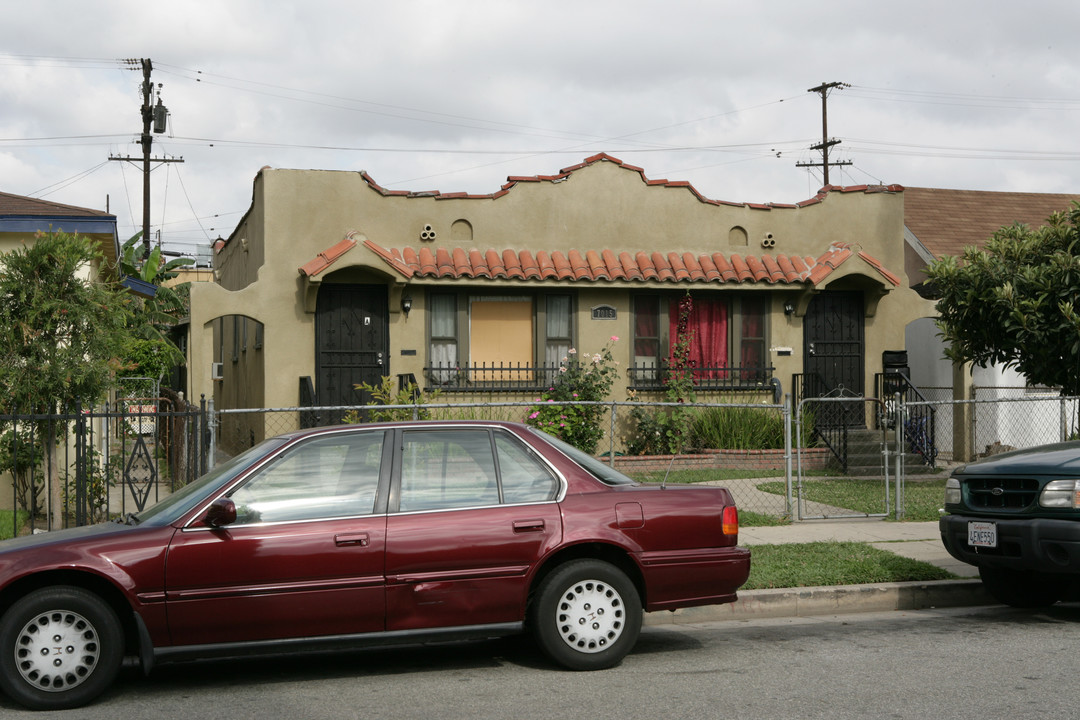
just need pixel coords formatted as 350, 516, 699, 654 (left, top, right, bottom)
783, 301, 795, 316
401, 294, 413, 316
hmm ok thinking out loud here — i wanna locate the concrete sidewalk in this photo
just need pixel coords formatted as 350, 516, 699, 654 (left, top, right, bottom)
644, 518, 992, 627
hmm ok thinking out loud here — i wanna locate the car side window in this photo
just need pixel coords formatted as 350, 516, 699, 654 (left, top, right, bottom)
495, 433, 559, 503
229, 431, 384, 524
399, 429, 499, 512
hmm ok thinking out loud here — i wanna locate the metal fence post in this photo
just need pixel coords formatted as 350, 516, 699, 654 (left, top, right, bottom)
894, 392, 903, 520
784, 394, 794, 521
608, 402, 617, 467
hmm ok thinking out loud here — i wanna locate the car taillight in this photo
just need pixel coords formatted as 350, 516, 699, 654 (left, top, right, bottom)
722, 505, 739, 536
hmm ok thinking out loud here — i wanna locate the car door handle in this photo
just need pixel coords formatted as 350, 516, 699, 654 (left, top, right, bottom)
335, 533, 369, 547
512, 519, 545, 533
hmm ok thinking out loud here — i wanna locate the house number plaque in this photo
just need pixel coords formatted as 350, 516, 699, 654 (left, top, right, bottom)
591, 305, 616, 320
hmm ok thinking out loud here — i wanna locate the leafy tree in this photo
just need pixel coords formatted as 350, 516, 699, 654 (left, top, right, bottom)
116, 232, 194, 380
926, 204, 1080, 395
0, 231, 133, 524
0, 231, 132, 413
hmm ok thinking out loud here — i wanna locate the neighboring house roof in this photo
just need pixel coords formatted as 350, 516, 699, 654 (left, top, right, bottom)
904, 187, 1080, 260
353, 239, 900, 288
0, 190, 120, 263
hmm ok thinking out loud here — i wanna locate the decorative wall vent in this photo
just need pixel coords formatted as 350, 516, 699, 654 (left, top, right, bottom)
420, 223, 437, 241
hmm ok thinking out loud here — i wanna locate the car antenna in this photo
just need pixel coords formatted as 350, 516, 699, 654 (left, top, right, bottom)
660, 451, 677, 490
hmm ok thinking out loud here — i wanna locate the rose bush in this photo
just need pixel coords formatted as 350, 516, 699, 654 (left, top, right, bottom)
525, 337, 619, 454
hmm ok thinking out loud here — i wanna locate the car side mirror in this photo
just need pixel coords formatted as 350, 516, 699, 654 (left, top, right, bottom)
205, 497, 237, 528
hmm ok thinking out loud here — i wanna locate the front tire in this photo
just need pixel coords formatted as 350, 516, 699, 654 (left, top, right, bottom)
530, 559, 642, 670
0, 586, 124, 710
978, 566, 1069, 608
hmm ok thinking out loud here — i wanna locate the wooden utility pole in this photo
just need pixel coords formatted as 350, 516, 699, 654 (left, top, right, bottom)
796, 81, 851, 186
110, 58, 184, 258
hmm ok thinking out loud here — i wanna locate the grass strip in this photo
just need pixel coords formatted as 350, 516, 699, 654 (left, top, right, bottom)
0, 510, 29, 541
743, 540, 955, 590
739, 510, 790, 527
757, 478, 947, 522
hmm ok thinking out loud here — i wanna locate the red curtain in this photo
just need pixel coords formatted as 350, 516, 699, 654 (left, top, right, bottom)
670, 297, 728, 378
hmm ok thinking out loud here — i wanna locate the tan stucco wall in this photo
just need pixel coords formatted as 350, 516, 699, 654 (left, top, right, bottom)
190, 158, 932, 423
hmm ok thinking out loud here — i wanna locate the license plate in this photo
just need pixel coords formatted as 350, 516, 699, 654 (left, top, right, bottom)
968, 521, 997, 548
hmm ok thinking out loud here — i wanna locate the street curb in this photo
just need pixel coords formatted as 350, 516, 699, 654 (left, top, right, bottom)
643, 579, 992, 626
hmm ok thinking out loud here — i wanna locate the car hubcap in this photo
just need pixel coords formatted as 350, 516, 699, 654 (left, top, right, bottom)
555, 579, 624, 653
14, 610, 100, 692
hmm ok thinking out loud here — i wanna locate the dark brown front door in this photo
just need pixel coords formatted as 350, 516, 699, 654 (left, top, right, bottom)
803, 291, 864, 428
315, 284, 389, 424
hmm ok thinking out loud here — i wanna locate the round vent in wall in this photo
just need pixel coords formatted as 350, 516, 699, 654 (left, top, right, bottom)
420, 224, 437, 241
761, 232, 776, 249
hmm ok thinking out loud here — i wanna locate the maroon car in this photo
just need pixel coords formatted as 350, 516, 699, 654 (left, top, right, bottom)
0, 421, 750, 710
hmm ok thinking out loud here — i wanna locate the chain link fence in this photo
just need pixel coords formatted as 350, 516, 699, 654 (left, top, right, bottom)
7, 390, 1078, 535
212, 399, 800, 519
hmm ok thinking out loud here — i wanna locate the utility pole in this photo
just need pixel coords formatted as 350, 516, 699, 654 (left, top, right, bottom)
110, 58, 184, 258
796, 81, 851, 187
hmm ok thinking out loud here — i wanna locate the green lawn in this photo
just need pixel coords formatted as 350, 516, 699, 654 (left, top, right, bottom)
744, 541, 955, 589
0, 510, 29, 541
757, 477, 947, 522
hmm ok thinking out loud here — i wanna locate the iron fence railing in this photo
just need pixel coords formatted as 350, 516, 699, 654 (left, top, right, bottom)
875, 371, 937, 468
419, 362, 777, 394
0, 399, 210, 537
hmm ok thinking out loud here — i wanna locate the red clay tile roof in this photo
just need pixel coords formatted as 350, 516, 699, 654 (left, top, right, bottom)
904, 187, 1080, 259
361, 152, 904, 208
362, 239, 900, 288
298, 235, 357, 277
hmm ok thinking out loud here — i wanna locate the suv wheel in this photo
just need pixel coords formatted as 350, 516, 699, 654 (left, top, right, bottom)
979, 567, 1070, 608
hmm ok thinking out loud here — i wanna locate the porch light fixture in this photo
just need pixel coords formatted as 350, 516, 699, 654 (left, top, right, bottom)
784, 301, 795, 315
402, 294, 413, 316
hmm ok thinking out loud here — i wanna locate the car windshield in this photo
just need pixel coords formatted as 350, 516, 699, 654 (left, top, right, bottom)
134, 438, 289, 527
528, 427, 637, 486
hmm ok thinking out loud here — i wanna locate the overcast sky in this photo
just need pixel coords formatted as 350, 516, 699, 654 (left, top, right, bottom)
3, 0, 1079, 263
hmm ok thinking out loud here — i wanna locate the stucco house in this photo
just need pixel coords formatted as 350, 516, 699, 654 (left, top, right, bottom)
902, 187, 1080, 456
0, 191, 119, 265
189, 154, 932, 452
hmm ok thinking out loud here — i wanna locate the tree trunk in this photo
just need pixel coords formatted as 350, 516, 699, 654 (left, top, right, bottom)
47, 423, 62, 530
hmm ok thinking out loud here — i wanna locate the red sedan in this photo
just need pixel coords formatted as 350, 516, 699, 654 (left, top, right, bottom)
0, 421, 750, 710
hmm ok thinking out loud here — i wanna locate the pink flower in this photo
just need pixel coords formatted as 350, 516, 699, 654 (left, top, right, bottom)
610, 335, 619, 342
568, 348, 577, 355
528, 411, 539, 419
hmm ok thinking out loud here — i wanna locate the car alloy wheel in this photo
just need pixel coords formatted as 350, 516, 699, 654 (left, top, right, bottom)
555, 578, 625, 653
0, 587, 123, 711
14, 607, 102, 692
531, 559, 642, 670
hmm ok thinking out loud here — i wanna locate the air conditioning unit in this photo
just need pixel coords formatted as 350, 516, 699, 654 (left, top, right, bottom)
212, 362, 224, 380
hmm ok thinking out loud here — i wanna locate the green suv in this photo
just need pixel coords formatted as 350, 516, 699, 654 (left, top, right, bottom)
940, 441, 1080, 607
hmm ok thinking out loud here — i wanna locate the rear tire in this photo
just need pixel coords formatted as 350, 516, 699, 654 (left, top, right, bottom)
978, 566, 1069, 608
0, 586, 124, 710
530, 559, 642, 670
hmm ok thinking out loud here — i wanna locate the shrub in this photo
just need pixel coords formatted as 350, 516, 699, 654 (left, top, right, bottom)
346, 376, 441, 423
689, 405, 785, 450
626, 292, 696, 455
526, 338, 619, 454
0, 427, 45, 516
61, 446, 119, 524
